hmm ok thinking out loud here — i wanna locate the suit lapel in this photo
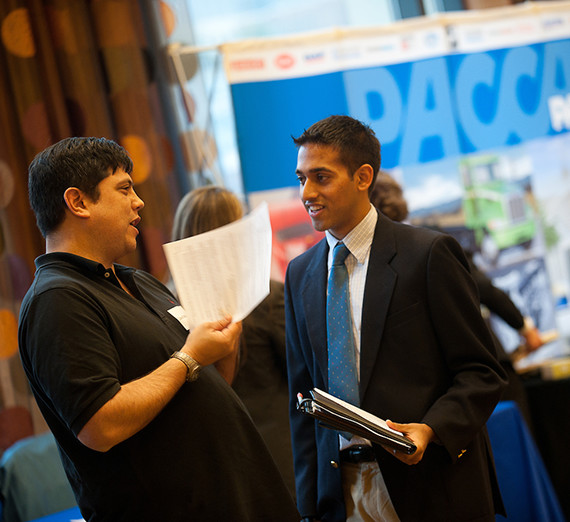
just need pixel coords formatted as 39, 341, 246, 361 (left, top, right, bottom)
300, 239, 329, 387
360, 213, 397, 401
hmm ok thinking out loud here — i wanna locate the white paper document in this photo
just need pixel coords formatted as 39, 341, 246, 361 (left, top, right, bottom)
163, 202, 272, 330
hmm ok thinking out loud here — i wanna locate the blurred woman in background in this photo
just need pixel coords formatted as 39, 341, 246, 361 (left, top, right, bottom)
170, 186, 295, 497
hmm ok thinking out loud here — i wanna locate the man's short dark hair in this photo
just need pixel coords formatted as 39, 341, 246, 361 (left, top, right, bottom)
28, 137, 133, 237
292, 115, 381, 192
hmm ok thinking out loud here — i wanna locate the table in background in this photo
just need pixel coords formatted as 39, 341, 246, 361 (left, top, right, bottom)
523, 375, 570, 521
487, 400, 565, 522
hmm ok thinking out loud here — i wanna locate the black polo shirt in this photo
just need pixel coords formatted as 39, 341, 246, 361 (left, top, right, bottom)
19, 253, 298, 521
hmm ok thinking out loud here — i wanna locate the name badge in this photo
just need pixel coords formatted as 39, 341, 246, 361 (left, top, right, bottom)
168, 305, 189, 330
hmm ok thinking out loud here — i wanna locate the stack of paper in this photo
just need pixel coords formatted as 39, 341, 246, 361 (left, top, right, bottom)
163, 202, 272, 330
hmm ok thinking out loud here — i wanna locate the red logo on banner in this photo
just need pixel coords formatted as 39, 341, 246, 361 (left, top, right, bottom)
275, 54, 295, 69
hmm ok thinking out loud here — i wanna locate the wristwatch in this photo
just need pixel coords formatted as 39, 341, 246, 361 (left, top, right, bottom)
170, 351, 201, 382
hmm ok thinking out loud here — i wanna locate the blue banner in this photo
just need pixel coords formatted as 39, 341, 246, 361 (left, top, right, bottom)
230, 39, 570, 194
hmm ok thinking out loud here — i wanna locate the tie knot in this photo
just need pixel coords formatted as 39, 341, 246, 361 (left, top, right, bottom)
332, 242, 350, 266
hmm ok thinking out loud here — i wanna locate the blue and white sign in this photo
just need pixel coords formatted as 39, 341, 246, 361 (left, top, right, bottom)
223, 3, 570, 195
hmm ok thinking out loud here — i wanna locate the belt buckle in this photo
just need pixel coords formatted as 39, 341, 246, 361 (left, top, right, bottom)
353, 446, 371, 463
343, 445, 374, 463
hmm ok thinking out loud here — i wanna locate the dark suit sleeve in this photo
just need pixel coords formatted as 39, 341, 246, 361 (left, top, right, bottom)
421, 235, 508, 461
468, 260, 525, 330
285, 264, 319, 518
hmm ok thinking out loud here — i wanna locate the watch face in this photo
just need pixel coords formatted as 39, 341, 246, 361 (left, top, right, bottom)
188, 359, 201, 382
188, 368, 199, 381
171, 351, 200, 382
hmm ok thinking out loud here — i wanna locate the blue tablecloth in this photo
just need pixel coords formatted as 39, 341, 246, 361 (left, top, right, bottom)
31, 506, 83, 521
487, 401, 566, 522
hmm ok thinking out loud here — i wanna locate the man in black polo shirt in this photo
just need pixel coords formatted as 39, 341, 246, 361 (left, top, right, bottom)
18, 137, 299, 521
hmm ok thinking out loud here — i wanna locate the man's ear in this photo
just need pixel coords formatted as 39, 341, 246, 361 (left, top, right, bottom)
63, 187, 90, 218
355, 164, 374, 193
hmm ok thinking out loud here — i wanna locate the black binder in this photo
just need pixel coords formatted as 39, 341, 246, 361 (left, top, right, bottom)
297, 388, 417, 455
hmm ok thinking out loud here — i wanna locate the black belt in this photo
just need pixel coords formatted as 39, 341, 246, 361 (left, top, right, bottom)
340, 445, 376, 463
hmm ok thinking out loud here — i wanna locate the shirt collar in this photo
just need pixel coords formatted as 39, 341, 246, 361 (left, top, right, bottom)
325, 204, 377, 264
35, 252, 132, 288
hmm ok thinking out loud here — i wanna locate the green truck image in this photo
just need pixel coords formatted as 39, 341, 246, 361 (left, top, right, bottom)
460, 155, 536, 251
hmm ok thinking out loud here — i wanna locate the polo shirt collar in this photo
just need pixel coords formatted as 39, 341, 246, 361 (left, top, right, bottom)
35, 252, 128, 288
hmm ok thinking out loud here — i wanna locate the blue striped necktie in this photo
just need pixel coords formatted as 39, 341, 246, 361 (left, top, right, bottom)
327, 242, 359, 412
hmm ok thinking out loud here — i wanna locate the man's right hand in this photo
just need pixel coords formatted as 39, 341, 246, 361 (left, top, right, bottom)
182, 315, 242, 367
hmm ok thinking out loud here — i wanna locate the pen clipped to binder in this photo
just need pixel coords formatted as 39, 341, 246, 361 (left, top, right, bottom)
297, 388, 417, 455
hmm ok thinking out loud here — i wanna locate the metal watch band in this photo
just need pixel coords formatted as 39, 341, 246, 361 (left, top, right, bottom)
170, 351, 201, 382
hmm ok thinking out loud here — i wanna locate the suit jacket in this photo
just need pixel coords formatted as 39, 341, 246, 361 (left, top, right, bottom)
285, 211, 507, 522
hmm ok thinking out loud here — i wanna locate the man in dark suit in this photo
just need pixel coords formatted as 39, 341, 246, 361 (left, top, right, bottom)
285, 115, 508, 522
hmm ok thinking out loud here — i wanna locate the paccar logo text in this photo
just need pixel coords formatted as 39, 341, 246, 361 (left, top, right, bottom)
344, 40, 570, 167
275, 54, 295, 69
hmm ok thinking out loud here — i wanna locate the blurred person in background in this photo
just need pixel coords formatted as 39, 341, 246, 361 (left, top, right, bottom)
369, 171, 409, 224
170, 185, 296, 496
